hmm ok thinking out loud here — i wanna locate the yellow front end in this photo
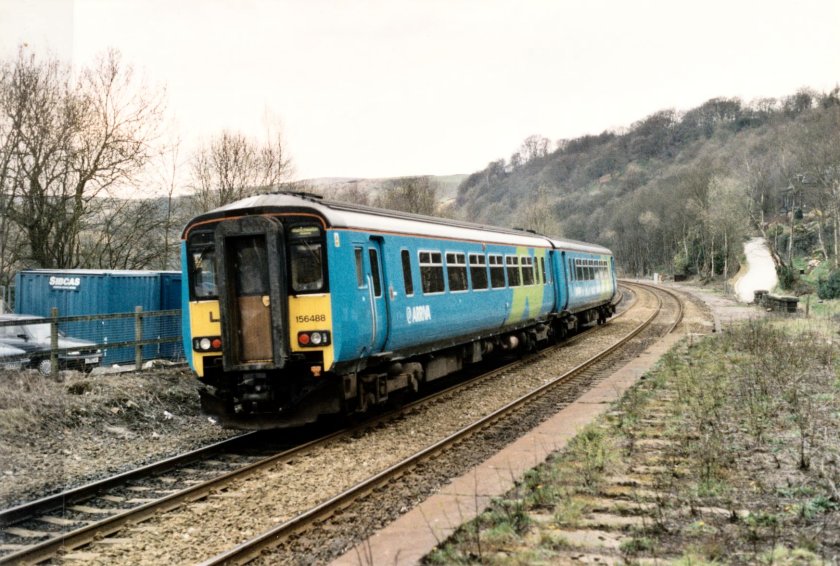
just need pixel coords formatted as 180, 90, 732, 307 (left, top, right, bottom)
189, 300, 222, 378
288, 293, 335, 372
189, 294, 334, 377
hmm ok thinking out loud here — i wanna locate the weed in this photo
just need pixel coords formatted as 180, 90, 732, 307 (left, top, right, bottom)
521, 467, 561, 509
795, 495, 839, 519
673, 551, 723, 565
619, 535, 655, 555
538, 530, 570, 551
684, 520, 718, 537
486, 498, 531, 536
480, 522, 518, 547
566, 423, 615, 490
759, 545, 823, 565
424, 545, 470, 565
552, 493, 588, 527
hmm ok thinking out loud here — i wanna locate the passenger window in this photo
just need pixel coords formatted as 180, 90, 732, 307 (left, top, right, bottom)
506, 256, 521, 287
540, 257, 547, 284
401, 250, 414, 296
446, 252, 468, 292
369, 249, 382, 297
354, 248, 365, 288
521, 256, 534, 286
489, 254, 505, 288
469, 254, 488, 290
419, 251, 444, 294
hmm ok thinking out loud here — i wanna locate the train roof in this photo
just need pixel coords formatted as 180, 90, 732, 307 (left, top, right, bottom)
184, 192, 613, 256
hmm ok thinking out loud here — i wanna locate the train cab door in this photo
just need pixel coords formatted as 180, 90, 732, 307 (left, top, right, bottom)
216, 217, 287, 371
365, 238, 389, 353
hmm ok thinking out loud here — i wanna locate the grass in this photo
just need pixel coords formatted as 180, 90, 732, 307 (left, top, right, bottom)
0, 367, 205, 437
424, 316, 840, 564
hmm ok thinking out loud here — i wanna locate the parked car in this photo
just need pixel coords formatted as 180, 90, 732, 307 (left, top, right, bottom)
0, 314, 101, 374
0, 343, 29, 371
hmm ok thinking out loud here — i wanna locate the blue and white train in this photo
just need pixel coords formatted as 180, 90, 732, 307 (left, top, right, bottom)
181, 192, 617, 429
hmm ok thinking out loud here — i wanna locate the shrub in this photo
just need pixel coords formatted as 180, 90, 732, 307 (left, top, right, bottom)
777, 263, 797, 290
817, 269, 840, 299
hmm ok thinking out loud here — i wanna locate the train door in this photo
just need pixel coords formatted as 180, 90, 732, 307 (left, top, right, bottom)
555, 250, 569, 311
365, 238, 389, 353
216, 217, 287, 370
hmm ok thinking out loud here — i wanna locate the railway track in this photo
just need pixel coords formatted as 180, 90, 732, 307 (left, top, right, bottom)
0, 282, 679, 564
199, 281, 681, 565
0, 431, 312, 564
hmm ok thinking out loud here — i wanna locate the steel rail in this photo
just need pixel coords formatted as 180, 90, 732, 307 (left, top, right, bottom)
0, 432, 257, 529
199, 284, 674, 565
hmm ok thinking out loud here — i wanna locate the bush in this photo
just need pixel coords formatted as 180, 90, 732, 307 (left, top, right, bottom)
817, 270, 840, 299
777, 263, 798, 290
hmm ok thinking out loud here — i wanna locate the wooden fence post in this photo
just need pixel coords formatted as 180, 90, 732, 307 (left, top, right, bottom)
50, 307, 59, 377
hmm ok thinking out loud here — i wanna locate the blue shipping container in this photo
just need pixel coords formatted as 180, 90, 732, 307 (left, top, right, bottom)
14, 270, 183, 364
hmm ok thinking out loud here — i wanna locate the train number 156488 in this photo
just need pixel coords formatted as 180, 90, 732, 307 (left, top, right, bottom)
295, 314, 327, 324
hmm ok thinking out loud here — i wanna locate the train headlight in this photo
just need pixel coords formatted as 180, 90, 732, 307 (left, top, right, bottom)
297, 331, 330, 348
193, 336, 222, 352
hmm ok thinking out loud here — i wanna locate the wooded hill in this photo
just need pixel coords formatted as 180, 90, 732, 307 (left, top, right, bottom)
455, 88, 840, 289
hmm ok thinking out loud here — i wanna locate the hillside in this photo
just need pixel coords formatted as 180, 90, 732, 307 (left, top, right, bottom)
453, 88, 840, 283
304, 173, 467, 204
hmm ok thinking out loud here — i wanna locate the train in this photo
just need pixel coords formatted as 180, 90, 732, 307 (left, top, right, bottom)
181, 192, 617, 429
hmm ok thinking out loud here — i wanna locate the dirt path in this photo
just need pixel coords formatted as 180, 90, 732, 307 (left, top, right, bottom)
734, 237, 777, 302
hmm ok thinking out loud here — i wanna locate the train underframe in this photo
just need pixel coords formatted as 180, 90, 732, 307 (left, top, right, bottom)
199, 302, 616, 430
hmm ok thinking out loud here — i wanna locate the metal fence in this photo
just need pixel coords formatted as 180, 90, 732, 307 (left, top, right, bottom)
0, 307, 184, 376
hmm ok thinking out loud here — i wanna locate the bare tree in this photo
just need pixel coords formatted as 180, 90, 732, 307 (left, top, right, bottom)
0, 60, 22, 289
516, 185, 559, 235
331, 180, 371, 205
82, 197, 172, 269
374, 176, 439, 215
793, 105, 840, 268
152, 137, 186, 270
519, 135, 551, 163
0, 47, 164, 279
190, 129, 291, 212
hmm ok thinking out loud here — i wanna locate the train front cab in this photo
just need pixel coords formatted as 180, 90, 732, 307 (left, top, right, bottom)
183, 214, 340, 428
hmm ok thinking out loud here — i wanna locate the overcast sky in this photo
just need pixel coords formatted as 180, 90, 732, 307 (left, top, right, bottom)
2, 0, 839, 181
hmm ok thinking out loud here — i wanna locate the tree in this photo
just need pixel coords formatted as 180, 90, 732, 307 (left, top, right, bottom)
189, 129, 291, 212
374, 176, 439, 215
0, 47, 164, 283
706, 175, 750, 284
519, 135, 551, 163
792, 105, 840, 268
516, 185, 559, 236
82, 197, 175, 269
